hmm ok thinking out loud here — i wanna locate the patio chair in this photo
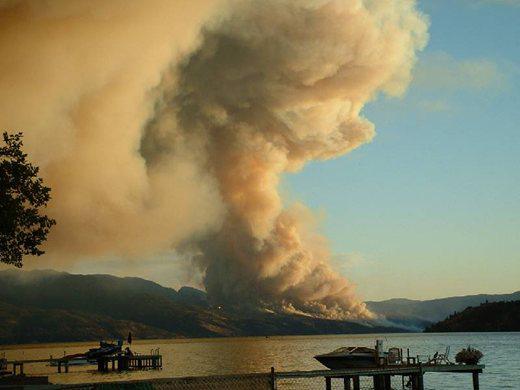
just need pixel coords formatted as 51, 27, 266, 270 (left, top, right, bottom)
427, 346, 452, 365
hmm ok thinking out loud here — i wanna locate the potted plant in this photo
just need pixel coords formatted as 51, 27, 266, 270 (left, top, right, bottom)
455, 346, 483, 365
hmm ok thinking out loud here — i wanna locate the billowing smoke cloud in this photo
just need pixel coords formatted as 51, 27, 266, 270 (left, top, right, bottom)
0, 0, 428, 319
0, 0, 226, 256
144, 0, 428, 318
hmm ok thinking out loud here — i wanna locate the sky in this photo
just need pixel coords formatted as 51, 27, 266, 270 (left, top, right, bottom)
284, 0, 520, 300
3, 0, 519, 305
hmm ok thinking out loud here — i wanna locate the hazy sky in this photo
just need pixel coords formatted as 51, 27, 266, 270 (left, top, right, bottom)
9, 0, 519, 303
286, 0, 520, 300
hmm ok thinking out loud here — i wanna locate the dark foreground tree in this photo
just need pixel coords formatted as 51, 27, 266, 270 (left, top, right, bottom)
0, 132, 56, 267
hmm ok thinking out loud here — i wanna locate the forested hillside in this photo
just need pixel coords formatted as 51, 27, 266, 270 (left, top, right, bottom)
424, 301, 520, 332
0, 269, 401, 344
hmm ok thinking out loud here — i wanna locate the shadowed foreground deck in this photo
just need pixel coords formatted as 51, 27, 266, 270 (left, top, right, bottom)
43, 364, 484, 390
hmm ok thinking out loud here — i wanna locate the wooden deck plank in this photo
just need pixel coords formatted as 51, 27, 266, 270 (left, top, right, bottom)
275, 364, 485, 378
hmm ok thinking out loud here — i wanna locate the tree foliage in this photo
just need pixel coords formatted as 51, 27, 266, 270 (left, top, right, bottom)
0, 132, 56, 267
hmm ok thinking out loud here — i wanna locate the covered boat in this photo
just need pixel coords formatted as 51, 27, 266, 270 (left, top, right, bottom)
85, 341, 122, 359
314, 346, 377, 369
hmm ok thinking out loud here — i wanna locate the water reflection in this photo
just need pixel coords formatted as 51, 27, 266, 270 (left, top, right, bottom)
1, 332, 518, 389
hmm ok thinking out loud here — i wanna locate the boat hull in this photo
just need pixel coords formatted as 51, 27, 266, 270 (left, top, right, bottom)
315, 355, 377, 369
49, 358, 93, 367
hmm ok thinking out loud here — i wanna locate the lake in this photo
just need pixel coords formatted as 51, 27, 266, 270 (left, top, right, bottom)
1, 332, 518, 389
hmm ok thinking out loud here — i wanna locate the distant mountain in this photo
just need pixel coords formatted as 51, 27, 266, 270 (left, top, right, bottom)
366, 291, 520, 330
0, 300, 174, 344
424, 300, 520, 332
0, 269, 402, 344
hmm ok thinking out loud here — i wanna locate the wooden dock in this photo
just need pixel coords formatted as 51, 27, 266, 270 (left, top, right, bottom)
6, 358, 58, 375
3, 356, 482, 389
5, 353, 162, 375
275, 364, 485, 390
96, 354, 162, 372
44, 364, 484, 390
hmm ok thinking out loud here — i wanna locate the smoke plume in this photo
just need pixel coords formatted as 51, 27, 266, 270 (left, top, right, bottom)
0, 0, 428, 318
143, 0, 428, 318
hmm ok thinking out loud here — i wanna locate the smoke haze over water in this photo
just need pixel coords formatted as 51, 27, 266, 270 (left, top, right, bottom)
0, 0, 428, 319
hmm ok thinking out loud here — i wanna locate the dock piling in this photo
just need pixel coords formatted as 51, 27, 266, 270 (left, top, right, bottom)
383, 375, 391, 390
472, 371, 480, 390
325, 376, 332, 390
417, 373, 424, 390
353, 376, 360, 390
410, 373, 424, 390
373, 375, 383, 390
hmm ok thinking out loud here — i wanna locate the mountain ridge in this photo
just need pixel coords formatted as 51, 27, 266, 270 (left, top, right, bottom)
0, 269, 401, 344
1, 269, 518, 344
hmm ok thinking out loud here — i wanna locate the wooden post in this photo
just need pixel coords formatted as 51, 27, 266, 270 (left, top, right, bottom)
343, 376, 351, 390
417, 373, 424, 390
270, 367, 276, 390
411, 374, 418, 390
353, 376, 360, 390
325, 377, 332, 390
373, 374, 390, 390
65, 362, 69, 373
57, 362, 61, 373
384, 375, 391, 390
19, 363, 23, 375
373, 375, 383, 390
472, 371, 480, 390
410, 363, 424, 390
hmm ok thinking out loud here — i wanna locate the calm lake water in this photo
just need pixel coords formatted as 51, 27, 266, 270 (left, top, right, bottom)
1, 332, 519, 389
